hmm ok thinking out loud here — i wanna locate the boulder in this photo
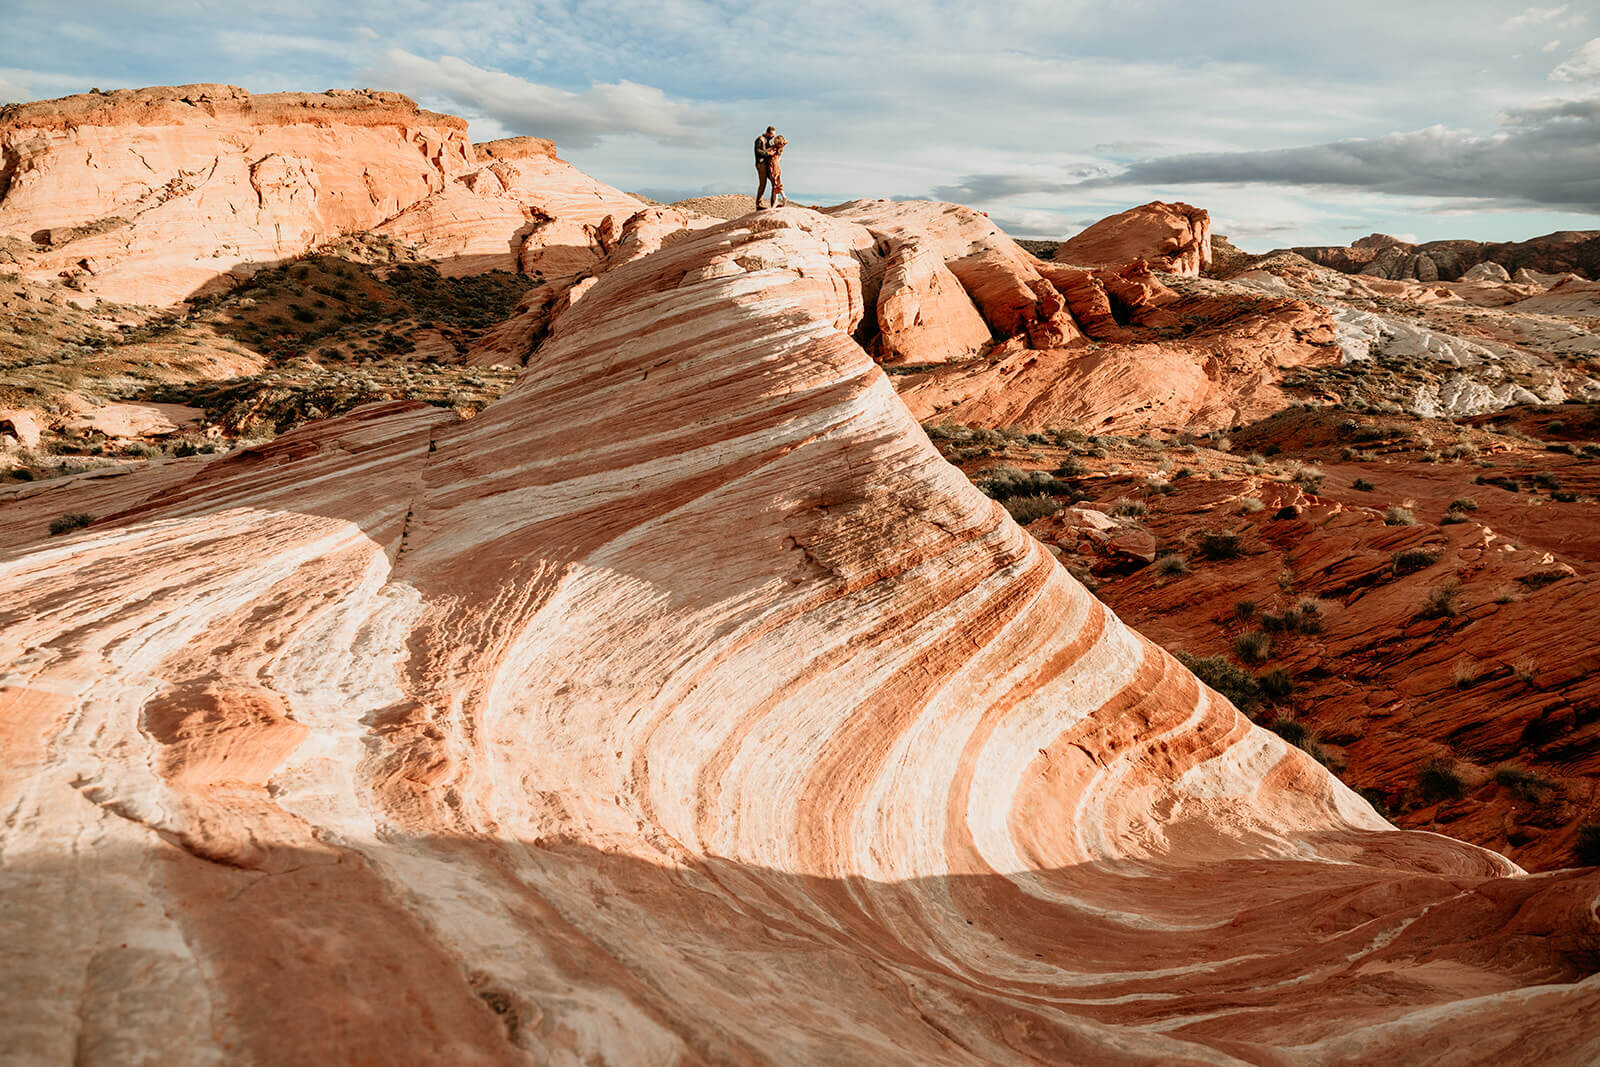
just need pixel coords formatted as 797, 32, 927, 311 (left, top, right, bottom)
1055, 201, 1212, 276
1462, 261, 1512, 283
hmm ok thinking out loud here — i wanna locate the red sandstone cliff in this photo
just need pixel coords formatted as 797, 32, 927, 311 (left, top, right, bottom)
0, 84, 641, 303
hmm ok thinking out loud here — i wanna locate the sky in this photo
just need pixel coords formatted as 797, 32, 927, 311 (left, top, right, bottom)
4, 0, 1600, 249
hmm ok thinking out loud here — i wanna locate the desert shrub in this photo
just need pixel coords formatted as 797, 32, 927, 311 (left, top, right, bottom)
1052, 457, 1087, 477
1294, 468, 1324, 492
977, 466, 1073, 499
48, 512, 94, 536
1391, 547, 1439, 575
1517, 570, 1568, 590
1383, 505, 1418, 526
1111, 498, 1147, 517
1580, 443, 1600, 459
1145, 476, 1174, 495
1233, 629, 1272, 664
1047, 427, 1087, 447
1357, 787, 1392, 817
1443, 442, 1478, 460
1273, 506, 1299, 521
1421, 578, 1462, 619
1002, 494, 1060, 524
1247, 452, 1267, 467
1233, 600, 1258, 621
1237, 496, 1265, 513
1493, 766, 1558, 804
1270, 718, 1308, 746
1154, 553, 1190, 577
1452, 658, 1481, 688
1420, 451, 1441, 464
1534, 472, 1563, 491
291, 306, 317, 323
1448, 497, 1478, 512
1513, 656, 1537, 684
1259, 666, 1294, 702
923, 421, 970, 442
1418, 758, 1466, 802
1261, 601, 1323, 635
1174, 651, 1261, 711
1352, 477, 1376, 492
1198, 529, 1243, 560
1576, 824, 1600, 866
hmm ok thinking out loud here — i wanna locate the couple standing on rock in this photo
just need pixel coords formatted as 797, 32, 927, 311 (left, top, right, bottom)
754, 126, 787, 209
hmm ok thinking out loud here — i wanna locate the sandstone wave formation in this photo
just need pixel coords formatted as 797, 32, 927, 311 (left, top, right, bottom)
5, 201, 1600, 1065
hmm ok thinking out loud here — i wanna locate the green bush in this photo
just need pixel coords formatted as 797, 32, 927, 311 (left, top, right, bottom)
1198, 529, 1243, 560
1418, 758, 1466, 802
1154, 553, 1190, 576
1269, 718, 1308, 746
1233, 629, 1272, 664
1174, 650, 1260, 712
977, 466, 1073, 500
1002, 494, 1060, 524
1493, 766, 1557, 804
1420, 578, 1462, 619
48, 512, 95, 536
1391, 547, 1439, 575
1259, 666, 1294, 702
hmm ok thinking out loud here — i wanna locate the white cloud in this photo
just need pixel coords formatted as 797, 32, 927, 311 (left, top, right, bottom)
1552, 38, 1600, 81
373, 49, 717, 148
1544, 39, 1564, 52
215, 31, 350, 57
1505, 5, 1570, 30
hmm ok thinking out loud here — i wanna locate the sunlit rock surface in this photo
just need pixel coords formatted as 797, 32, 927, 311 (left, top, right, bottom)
0, 86, 640, 304
2, 209, 1599, 1065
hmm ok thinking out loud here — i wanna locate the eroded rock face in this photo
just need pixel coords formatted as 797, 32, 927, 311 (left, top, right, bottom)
1055, 201, 1213, 276
1292, 230, 1600, 282
3, 207, 1598, 1064
0, 86, 641, 303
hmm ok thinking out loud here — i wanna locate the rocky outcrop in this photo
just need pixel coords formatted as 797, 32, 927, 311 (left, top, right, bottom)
1055, 201, 1212, 276
1292, 230, 1600, 282
1463, 261, 1512, 283
0, 86, 642, 303
4, 207, 1597, 1063
873, 241, 992, 363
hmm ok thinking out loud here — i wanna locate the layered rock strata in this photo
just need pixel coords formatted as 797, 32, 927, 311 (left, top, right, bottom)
3, 208, 1598, 1065
0, 85, 641, 303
